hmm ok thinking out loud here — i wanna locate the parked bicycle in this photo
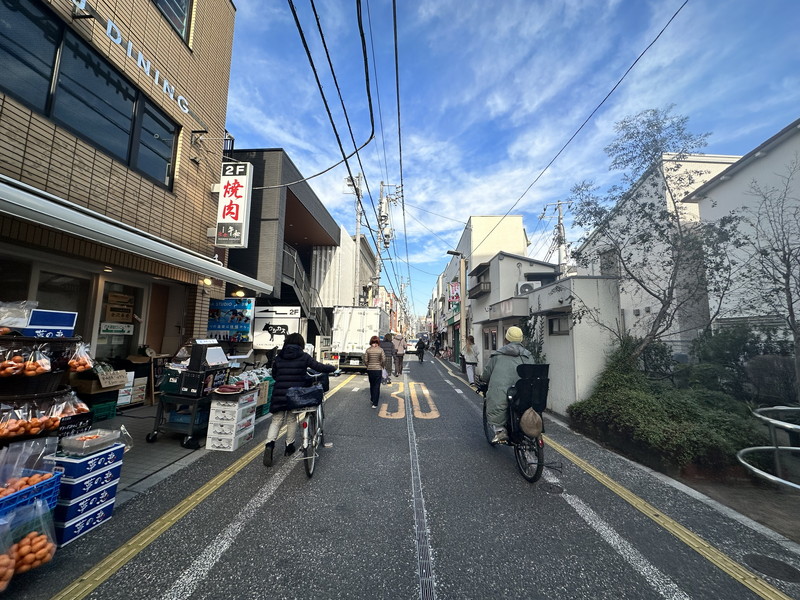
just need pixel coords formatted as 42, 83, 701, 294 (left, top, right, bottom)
290, 368, 340, 477
476, 364, 549, 482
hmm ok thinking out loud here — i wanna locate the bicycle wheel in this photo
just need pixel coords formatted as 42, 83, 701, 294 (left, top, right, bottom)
482, 399, 497, 446
303, 412, 318, 477
514, 436, 544, 482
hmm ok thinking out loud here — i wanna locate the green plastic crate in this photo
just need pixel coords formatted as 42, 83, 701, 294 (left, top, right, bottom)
91, 401, 118, 421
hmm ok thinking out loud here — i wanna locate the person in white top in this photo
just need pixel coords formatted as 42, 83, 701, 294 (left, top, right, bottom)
462, 335, 480, 385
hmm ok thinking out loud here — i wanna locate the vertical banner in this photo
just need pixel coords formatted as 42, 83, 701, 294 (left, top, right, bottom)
207, 298, 255, 342
215, 162, 253, 248
448, 281, 461, 308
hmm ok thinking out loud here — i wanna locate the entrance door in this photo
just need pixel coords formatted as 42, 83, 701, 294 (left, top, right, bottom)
95, 281, 144, 362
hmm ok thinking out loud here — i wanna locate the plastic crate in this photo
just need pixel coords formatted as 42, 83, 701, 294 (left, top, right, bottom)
0, 470, 62, 516
255, 403, 270, 418
91, 401, 118, 421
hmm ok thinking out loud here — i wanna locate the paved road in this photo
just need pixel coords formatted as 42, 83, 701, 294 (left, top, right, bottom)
12, 357, 800, 599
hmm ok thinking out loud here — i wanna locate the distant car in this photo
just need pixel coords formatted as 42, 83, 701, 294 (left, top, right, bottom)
407, 338, 420, 355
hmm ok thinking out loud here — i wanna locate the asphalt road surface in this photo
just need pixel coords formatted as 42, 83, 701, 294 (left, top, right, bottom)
12, 356, 800, 599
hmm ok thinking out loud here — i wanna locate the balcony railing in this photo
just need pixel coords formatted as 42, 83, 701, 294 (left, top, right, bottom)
468, 281, 491, 299
282, 244, 331, 336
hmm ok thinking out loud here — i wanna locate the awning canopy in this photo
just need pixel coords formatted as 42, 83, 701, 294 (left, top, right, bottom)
0, 175, 273, 296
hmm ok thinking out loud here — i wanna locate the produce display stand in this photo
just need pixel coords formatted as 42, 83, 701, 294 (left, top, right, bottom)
145, 339, 230, 449
146, 394, 212, 449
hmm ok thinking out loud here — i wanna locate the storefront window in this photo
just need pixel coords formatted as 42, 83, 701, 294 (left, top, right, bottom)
36, 272, 90, 339
95, 282, 143, 361
0, 259, 31, 301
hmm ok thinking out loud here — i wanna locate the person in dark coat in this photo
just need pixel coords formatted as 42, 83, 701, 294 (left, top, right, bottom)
263, 333, 337, 467
379, 333, 395, 384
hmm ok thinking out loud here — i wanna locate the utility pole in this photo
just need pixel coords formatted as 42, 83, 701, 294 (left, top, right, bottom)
345, 174, 363, 305
540, 200, 571, 278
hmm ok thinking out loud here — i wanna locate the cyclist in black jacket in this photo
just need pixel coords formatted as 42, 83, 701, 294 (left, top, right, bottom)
263, 333, 336, 467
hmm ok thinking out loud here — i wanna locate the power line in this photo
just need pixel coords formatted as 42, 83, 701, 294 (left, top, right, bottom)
468, 0, 690, 262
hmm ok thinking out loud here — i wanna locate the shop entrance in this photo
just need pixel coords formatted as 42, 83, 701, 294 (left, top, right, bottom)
95, 281, 144, 362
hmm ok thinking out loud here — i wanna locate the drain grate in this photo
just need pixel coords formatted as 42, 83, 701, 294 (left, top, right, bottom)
743, 554, 800, 583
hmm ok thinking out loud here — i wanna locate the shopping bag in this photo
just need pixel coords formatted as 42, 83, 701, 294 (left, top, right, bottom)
285, 384, 324, 409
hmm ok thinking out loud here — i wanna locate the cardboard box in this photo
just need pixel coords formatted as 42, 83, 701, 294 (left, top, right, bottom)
70, 372, 126, 394
257, 381, 271, 406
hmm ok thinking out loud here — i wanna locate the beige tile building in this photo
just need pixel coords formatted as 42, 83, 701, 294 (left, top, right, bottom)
0, 0, 269, 361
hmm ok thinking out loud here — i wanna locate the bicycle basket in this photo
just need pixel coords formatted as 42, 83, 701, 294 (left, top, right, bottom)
304, 372, 330, 392
285, 384, 324, 409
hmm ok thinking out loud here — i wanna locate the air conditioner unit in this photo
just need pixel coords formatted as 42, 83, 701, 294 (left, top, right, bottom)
516, 281, 540, 295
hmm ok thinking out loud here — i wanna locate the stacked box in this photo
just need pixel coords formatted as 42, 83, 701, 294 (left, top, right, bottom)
53, 444, 124, 546
206, 389, 257, 452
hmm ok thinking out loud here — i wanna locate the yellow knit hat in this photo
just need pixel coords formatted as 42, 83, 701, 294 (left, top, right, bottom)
505, 326, 523, 343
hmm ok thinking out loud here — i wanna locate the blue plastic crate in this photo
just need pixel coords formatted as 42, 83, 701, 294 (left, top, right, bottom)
0, 470, 62, 516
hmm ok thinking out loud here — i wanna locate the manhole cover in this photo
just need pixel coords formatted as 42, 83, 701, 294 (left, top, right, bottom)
743, 554, 800, 583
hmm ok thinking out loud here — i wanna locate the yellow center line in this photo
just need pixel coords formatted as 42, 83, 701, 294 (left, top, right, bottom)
545, 436, 793, 600
51, 374, 356, 600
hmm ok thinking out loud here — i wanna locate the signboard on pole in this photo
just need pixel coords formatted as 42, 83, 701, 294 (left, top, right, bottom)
253, 306, 306, 350
215, 162, 253, 248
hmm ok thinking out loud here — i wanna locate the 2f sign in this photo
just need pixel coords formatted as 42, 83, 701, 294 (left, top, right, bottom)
222, 164, 249, 177
216, 162, 253, 248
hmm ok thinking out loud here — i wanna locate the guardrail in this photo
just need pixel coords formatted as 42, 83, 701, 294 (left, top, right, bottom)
737, 406, 800, 491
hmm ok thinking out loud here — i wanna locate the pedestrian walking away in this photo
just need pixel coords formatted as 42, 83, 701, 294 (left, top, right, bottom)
363, 335, 386, 408
462, 335, 479, 385
415, 338, 426, 362
481, 326, 533, 444
379, 333, 395, 384
263, 332, 337, 467
391, 333, 407, 377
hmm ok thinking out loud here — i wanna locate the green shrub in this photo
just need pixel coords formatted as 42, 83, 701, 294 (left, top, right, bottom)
568, 346, 769, 473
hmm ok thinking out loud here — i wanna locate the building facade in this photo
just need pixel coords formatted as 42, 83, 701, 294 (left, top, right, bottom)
0, 0, 270, 360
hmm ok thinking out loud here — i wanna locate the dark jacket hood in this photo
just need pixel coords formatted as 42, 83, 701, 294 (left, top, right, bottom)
278, 344, 305, 360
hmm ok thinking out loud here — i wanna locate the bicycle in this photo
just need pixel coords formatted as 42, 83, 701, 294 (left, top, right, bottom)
476, 364, 549, 483
292, 368, 340, 477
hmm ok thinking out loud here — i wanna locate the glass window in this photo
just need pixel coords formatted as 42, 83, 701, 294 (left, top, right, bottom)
0, 0, 60, 111
53, 31, 136, 162
152, 0, 192, 40
548, 317, 570, 336
37, 271, 90, 338
0, 258, 31, 301
134, 101, 176, 184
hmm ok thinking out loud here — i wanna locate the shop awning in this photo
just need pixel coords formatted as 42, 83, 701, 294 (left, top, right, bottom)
0, 175, 274, 296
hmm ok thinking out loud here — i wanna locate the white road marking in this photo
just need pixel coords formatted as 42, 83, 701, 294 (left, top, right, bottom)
162, 458, 296, 600
542, 472, 690, 600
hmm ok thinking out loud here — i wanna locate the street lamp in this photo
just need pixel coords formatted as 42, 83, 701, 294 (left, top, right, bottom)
446, 250, 467, 363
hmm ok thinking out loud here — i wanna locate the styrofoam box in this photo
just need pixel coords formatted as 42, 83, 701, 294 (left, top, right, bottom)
206, 425, 254, 452
209, 415, 254, 437
210, 389, 258, 409
54, 479, 119, 523
58, 462, 123, 501
54, 443, 125, 480
55, 498, 115, 547
209, 403, 256, 424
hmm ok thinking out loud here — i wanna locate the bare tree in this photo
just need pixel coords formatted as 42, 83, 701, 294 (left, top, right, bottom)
740, 157, 800, 403
570, 107, 743, 361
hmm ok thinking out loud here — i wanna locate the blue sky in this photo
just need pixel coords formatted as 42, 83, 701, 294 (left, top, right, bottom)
225, 0, 800, 317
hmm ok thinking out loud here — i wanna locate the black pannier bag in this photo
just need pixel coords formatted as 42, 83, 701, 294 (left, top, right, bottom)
285, 384, 324, 409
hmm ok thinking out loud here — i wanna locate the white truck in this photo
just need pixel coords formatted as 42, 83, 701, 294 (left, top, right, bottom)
323, 306, 390, 371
